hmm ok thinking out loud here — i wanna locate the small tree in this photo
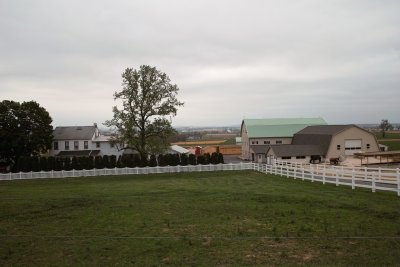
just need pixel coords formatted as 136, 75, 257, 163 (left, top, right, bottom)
47, 156, 55, 171
204, 153, 211, 165
197, 155, 205, 165
94, 156, 104, 169
188, 154, 197, 165
40, 157, 48, 171
379, 119, 393, 138
158, 154, 166, 166
218, 153, 224, 164
109, 155, 117, 168
64, 157, 72, 171
87, 156, 94, 170
210, 152, 219, 164
180, 154, 188, 166
116, 155, 125, 168
149, 154, 157, 167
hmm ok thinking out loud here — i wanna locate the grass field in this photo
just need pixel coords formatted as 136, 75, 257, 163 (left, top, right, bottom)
379, 140, 400, 151
374, 131, 400, 140
1, 171, 400, 266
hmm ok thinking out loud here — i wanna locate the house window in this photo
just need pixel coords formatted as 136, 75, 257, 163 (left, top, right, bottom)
296, 156, 306, 159
74, 141, 79, 150
264, 141, 270, 144
276, 140, 282, 144
366, 144, 370, 149
65, 141, 69, 150
252, 141, 258, 145
96, 142, 100, 148
110, 143, 114, 148
337, 145, 341, 150
282, 156, 291, 160
251, 141, 255, 144
53, 142, 58, 150
84, 141, 88, 149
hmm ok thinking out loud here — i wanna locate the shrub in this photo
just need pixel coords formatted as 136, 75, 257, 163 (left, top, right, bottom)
188, 154, 197, 165
47, 156, 55, 171
54, 157, 63, 171
149, 155, 157, 167
64, 157, 72, 171
210, 152, 219, 164
197, 155, 205, 165
158, 154, 166, 166
40, 157, 48, 171
109, 155, 117, 168
94, 156, 104, 169
102, 155, 110, 168
204, 153, 211, 164
218, 153, 224, 164
180, 154, 188, 166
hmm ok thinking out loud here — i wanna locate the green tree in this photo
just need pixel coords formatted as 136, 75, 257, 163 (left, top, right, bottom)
105, 65, 184, 160
0, 100, 53, 166
379, 119, 393, 138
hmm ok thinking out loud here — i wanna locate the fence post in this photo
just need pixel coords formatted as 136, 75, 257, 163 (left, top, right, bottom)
322, 165, 326, 184
335, 167, 339, 186
372, 174, 376, 193
301, 167, 304, 181
378, 167, 381, 181
280, 163, 283, 176
352, 170, 355, 190
311, 165, 314, 182
396, 168, 400, 197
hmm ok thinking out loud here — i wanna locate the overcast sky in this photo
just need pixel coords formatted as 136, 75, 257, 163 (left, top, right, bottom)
1, 0, 399, 127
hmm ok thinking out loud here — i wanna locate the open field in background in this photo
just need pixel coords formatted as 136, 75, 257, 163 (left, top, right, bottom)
1, 171, 400, 266
171, 140, 226, 146
374, 131, 400, 140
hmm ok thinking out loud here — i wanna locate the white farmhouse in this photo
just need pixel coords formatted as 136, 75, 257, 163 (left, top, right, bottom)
49, 124, 123, 157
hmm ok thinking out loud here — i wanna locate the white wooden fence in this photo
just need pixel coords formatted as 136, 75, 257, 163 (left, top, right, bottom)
0, 163, 255, 181
1, 160, 399, 196
258, 160, 400, 196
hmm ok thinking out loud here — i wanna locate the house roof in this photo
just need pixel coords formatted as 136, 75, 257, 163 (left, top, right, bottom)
56, 150, 100, 157
267, 145, 324, 157
292, 125, 354, 155
169, 145, 190, 154
53, 126, 96, 140
93, 135, 112, 142
242, 118, 327, 138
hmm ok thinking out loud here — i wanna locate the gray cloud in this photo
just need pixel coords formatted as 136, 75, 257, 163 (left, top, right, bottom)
0, 0, 399, 127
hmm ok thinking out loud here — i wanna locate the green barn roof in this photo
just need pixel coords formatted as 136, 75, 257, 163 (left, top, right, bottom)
242, 118, 327, 138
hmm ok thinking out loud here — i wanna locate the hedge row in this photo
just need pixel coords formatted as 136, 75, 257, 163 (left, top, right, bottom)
10, 153, 224, 173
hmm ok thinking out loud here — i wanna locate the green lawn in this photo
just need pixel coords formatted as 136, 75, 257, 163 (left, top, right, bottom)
380, 140, 400, 151
1, 171, 400, 266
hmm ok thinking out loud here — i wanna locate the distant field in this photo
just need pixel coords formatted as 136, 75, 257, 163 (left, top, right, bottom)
374, 131, 400, 139
1, 171, 400, 266
172, 140, 226, 146
380, 140, 400, 151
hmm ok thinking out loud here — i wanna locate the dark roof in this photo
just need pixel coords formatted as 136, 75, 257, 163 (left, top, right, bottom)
53, 126, 96, 140
292, 125, 353, 155
267, 145, 324, 157
56, 150, 100, 157
250, 145, 271, 154
294, 125, 352, 135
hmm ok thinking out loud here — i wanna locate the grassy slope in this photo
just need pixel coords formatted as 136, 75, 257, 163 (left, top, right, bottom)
1, 171, 400, 266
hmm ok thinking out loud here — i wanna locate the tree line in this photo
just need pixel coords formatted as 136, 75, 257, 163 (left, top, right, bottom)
9, 153, 224, 173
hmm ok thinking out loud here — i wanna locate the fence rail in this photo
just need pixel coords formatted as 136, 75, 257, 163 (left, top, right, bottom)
261, 160, 400, 196
1, 160, 399, 196
0, 163, 255, 181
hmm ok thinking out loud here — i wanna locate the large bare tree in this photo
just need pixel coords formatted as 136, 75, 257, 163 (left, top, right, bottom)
105, 65, 184, 159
